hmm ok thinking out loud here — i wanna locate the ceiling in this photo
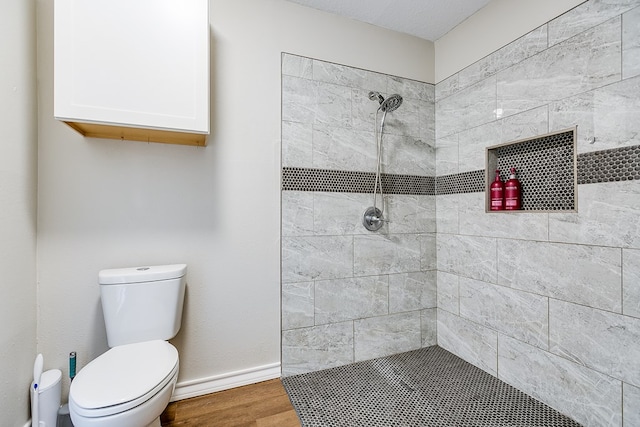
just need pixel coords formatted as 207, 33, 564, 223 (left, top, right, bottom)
282, 0, 493, 41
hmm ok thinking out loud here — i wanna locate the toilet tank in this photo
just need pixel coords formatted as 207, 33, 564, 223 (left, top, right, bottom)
99, 264, 187, 347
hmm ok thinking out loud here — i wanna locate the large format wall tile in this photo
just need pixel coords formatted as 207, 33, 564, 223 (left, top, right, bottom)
386, 195, 436, 234
315, 276, 388, 325
282, 281, 314, 330
458, 120, 500, 172
549, 180, 640, 248
282, 191, 314, 237
354, 311, 422, 361
437, 234, 497, 283
282, 121, 313, 168
435, 195, 459, 234
435, 133, 459, 176
498, 240, 622, 312
312, 124, 376, 171
312, 60, 387, 90
623, 249, 640, 318
354, 234, 421, 276
456, 105, 549, 174
498, 17, 621, 118
389, 270, 437, 313
459, 277, 549, 348
282, 236, 353, 283
436, 76, 497, 139
437, 271, 459, 314
384, 96, 425, 139
457, 26, 548, 91
419, 233, 437, 271
624, 382, 640, 427
550, 75, 640, 153
388, 75, 435, 103
315, 81, 353, 127
498, 335, 622, 427
282, 322, 354, 376
500, 105, 549, 143
458, 193, 549, 241
282, 53, 313, 79
421, 308, 437, 347
313, 192, 370, 236
623, 6, 640, 78
437, 309, 498, 376
381, 133, 435, 176
435, 73, 458, 102
548, 0, 639, 46
550, 299, 640, 387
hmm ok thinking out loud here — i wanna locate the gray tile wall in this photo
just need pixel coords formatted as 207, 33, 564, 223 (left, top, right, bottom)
281, 54, 437, 376
436, 2, 640, 426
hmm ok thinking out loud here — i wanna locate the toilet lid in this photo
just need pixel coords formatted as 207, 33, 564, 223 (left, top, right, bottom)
70, 340, 178, 416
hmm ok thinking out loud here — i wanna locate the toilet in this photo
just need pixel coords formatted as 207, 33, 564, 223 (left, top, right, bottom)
69, 264, 187, 427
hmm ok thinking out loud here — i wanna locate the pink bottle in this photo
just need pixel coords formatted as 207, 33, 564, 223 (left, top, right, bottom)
504, 167, 521, 210
489, 170, 504, 211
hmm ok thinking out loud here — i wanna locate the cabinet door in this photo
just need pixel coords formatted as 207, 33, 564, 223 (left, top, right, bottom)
54, 0, 209, 135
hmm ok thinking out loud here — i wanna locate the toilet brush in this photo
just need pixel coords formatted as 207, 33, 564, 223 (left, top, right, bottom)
32, 353, 43, 427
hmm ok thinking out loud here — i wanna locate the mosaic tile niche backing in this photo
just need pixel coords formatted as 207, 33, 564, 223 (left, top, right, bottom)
486, 128, 576, 211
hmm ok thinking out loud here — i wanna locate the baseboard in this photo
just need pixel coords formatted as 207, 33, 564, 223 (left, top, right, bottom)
170, 362, 281, 402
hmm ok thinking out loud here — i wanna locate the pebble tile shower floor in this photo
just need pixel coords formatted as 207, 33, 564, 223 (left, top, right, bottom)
282, 346, 582, 427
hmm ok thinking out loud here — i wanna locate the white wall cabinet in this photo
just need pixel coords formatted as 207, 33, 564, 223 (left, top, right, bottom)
54, 0, 209, 146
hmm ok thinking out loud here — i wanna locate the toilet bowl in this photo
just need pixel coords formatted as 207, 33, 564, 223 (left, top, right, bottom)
69, 340, 179, 427
69, 264, 187, 427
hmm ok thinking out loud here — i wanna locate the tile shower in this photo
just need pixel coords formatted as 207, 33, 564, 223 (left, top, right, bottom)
281, 0, 640, 426
281, 54, 438, 375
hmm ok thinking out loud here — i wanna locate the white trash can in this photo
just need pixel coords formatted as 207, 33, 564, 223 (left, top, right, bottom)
31, 369, 62, 427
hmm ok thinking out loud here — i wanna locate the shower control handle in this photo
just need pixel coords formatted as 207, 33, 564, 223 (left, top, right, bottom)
363, 206, 388, 231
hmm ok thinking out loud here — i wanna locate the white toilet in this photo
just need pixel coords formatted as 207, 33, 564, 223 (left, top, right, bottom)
69, 264, 187, 427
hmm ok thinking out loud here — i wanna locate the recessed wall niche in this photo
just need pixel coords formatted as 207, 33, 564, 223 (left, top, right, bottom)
485, 127, 577, 212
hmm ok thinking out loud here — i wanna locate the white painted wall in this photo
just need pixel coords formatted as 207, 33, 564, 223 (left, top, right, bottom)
35, 0, 434, 402
435, 0, 586, 82
0, 0, 38, 423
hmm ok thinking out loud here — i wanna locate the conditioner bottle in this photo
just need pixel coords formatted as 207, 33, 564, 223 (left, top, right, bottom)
505, 167, 521, 210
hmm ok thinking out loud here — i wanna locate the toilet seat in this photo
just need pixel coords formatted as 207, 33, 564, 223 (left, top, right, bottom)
70, 340, 178, 418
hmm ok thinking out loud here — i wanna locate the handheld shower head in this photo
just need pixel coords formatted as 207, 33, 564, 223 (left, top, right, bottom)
380, 94, 403, 112
368, 91, 403, 112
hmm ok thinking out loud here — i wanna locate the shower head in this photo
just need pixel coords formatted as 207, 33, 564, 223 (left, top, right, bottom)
368, 91, 403, 112
380, 94, 403, 112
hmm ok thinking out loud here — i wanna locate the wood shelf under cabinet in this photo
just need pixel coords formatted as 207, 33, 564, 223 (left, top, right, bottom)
63, 121, 207, 147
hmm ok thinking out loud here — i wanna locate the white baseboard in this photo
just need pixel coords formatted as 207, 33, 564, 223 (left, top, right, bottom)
170, 362, 281, 402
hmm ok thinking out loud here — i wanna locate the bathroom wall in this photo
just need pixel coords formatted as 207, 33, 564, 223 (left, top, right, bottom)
435, 1, 640, 426
0, 0, 38, 423
34, 0, 434, 404
434, 0, 586, 82
280, 54, 436, 376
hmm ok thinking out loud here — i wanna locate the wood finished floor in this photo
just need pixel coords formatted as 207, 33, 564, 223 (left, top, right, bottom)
160, 379, 301, 427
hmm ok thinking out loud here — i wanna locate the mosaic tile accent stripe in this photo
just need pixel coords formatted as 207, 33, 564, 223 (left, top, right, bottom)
282, 167, 435, 195
435, 170, 486, 195
282, 145, 640, 196
577, 145, 640, 184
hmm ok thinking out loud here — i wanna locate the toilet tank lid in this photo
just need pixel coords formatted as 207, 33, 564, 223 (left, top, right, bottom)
99, 264, 187, 285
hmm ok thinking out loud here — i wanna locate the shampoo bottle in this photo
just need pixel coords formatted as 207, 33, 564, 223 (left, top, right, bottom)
505, 167, 521, 210
489, 169, 504, 210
